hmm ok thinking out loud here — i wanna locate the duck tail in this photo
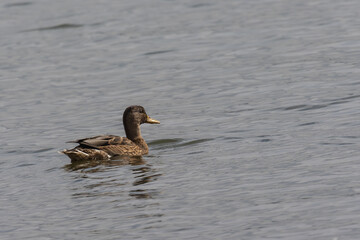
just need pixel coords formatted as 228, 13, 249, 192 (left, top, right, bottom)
60, 148, 111, 161
60, 148, 90, 161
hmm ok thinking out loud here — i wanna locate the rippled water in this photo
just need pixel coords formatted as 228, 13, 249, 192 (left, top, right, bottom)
1, 0, 360, 239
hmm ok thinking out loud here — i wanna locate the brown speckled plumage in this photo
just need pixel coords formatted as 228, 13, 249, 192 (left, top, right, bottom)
61, 106, 160, 162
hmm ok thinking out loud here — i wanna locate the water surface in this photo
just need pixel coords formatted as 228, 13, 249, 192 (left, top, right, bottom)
1, 0, 360, 239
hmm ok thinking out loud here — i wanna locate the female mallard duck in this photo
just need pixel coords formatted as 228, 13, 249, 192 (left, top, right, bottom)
61, 105, 160, 161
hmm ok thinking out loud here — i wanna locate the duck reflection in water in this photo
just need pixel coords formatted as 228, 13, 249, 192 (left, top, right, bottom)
64, 155, 161, 200
64, 155, 146, 172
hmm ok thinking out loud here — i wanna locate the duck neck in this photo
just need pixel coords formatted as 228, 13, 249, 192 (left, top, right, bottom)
124, 122, 148, 151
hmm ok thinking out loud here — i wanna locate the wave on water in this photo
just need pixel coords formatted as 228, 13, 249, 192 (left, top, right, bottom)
24, 24, 83, 32
149, 138, 212, 150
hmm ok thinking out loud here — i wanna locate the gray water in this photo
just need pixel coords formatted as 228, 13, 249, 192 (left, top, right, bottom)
1, 0, 360, 239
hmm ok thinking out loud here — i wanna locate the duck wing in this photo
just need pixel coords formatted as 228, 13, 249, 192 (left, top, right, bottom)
69, 135, 143, 156
69, 135, 132, 148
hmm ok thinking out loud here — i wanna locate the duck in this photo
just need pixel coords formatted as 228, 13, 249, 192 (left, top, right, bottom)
61, 105, 160, 162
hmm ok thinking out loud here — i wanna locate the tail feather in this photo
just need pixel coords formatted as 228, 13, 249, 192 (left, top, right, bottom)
60, 148, 110, 162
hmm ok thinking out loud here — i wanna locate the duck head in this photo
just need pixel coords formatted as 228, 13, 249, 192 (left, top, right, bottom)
123, 105, 160, 140
123, 105, 160, 125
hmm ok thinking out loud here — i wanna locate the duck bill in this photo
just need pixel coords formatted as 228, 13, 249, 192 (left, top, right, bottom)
146, 116, 160, 124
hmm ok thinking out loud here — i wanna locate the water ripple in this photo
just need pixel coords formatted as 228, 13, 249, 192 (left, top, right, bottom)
150, 138, 212, 149
278, 94, 359, 112
5, 2, 32, 7
24, 23, 83, 32
144, 50, 175, 56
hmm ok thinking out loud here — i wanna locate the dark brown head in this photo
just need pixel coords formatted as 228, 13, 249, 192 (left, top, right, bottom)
123, 105, 160, 126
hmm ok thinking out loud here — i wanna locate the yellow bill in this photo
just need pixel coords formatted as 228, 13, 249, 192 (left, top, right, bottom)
146, 116, 160, 124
